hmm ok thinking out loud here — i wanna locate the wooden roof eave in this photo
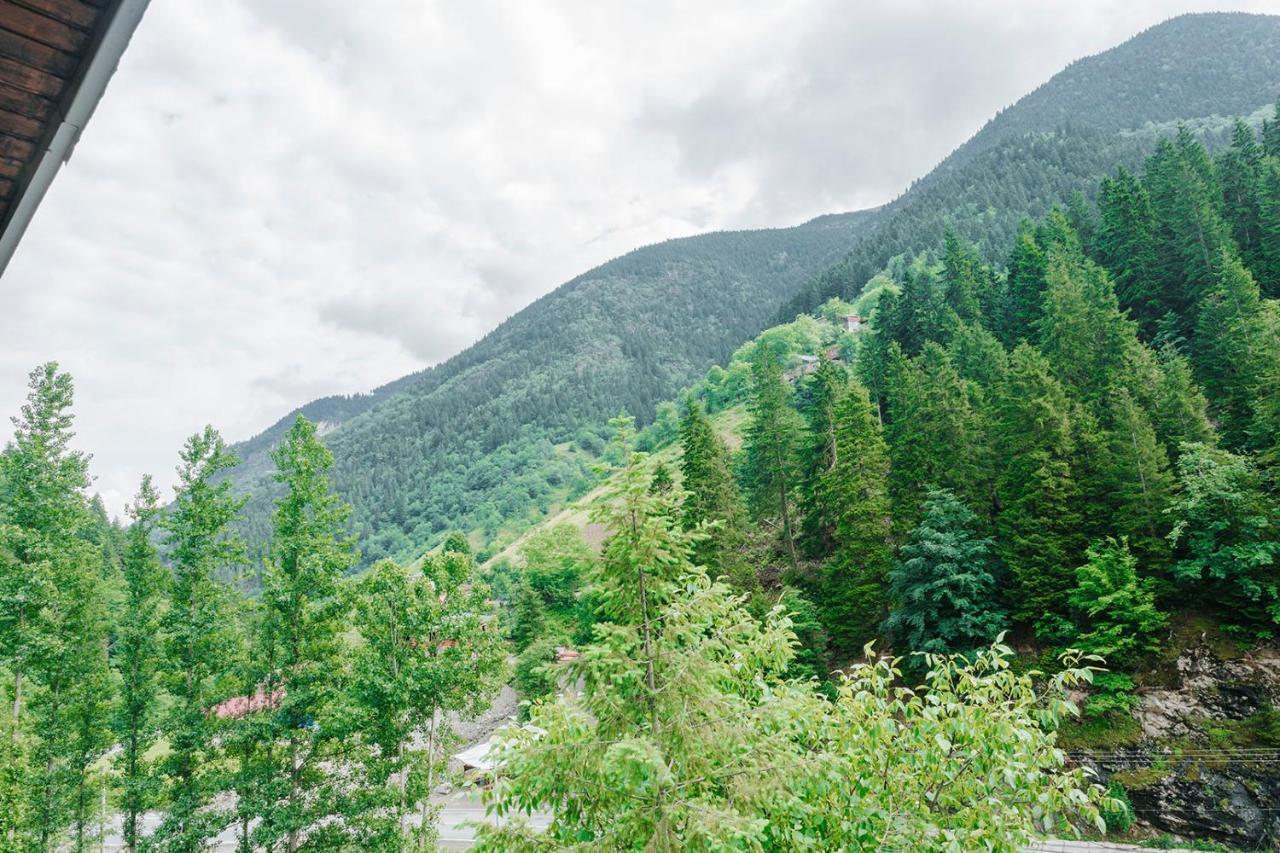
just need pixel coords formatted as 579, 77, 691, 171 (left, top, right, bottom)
0, 0, 150, 278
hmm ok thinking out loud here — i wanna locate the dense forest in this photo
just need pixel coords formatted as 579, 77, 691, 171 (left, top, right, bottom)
498, 111, 1280, 847
4, 11, 1280, 850
3, 101, 1278, 849
226, 209, 879, 566
219, 13, 1280, 575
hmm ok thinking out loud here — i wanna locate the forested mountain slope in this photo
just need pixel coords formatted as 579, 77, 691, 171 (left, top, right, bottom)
228, 211, 879, 561
229, 12, 1280, 568
781, 11, 1280, 318
499, 106, 1280, 844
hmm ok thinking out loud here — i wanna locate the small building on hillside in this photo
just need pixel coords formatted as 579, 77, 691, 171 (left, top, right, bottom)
842, 314, 865, 334
784, 354, 821, 383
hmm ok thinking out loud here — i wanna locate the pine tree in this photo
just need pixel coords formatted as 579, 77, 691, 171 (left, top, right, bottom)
114, 476, 167, 852
817, 381, 893, 653
1252, 307, 1280, 471
1144, 133, 1236, 331
1192, 250, 1275, 448
995, 346, 1083, 635
884, 343, 992, 529
795, 361, 846, 557
884, 488, 1006, 658
1148, 344, 1217, 457
648, 461, 674, 495
947, 321, 1008, 391
1168, 444, 1280, 630
741, 346, 803, 568
1218, 119, 1265, 275
1256, 157, 1280, 297
1068, 538, 1166, 667
0, 364, 114, 850
1101, 389, 1175, 566
941, 230, 987, 321
1263, 102, 1280, 158
677, 397, 750, 584
1096, 167, 1162, 335
999, 222, 1048, 344
154, 426, 246, 851
1037, 247, 1138, 404
510, 575, 547, 651
245, 417, 358, 851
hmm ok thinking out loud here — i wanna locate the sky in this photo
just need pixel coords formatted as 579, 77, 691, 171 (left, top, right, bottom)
3, 0, 1276, 517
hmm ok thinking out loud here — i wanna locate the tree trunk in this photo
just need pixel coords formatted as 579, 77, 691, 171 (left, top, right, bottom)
776, 457, 799, 571
420, 714, 438, 842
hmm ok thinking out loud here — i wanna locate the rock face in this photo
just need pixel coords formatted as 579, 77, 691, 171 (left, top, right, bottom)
1080, 639, 1280, 849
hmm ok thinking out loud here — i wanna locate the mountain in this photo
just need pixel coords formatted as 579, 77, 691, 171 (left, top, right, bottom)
782, 11, 1280, 317
225, 12, 1280, 567
227, 211, 879, 561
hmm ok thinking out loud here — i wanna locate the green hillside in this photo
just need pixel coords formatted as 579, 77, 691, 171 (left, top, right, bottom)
226, 211, 879, 563
227, 12, 1280, 570
781, 11, 1280, 318
496, 105, 1280, 844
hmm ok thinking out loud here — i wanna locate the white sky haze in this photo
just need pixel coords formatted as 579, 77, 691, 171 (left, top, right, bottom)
3, 0, 1276, 515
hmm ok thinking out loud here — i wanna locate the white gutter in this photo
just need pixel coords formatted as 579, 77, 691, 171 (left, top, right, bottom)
0, 0, 151, 278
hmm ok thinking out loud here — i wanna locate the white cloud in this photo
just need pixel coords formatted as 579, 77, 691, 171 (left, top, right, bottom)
1, 0, 1274, 515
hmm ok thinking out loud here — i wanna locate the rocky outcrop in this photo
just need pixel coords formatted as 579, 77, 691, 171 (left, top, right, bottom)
1076, 637, 1280, 849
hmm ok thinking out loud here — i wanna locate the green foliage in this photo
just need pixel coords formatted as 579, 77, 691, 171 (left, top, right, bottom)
741, 345, 804, 567
776, 586, 829, 685
795, 360, 847, 558
816, 381, 893, 654
236, 417, 359, 850
346, 553, 507, 848
1167, 444, 1280, 631
995, 345, 1083, 631
1069, 539, 1167, 667
154, 426, 246, 850
113, 476, 166, 851
509, 576, 547, 653
885, 489, 1007, 658
1083, 673, 1141, 720
513, 637, 560, 720
0, 363, 115, 850
1101, 780, 1136, 835
519, 523, 592, 616
1101, 390, 1176, 565
884, 342, 993, 529
678, 397, 751, 587
479, 420, 1107, 850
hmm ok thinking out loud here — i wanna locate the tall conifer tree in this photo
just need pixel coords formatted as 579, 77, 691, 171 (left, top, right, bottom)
816, 382, 892, 653
246, 416, 358, 851
742, 346, 803, 568
154, 427, 245, 851
884, 489, 1006, 658
995, 346, 1082, 634
114, 476, 166, 852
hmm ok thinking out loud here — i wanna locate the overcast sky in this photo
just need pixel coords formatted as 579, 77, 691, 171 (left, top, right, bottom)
3, 0, 1275, 516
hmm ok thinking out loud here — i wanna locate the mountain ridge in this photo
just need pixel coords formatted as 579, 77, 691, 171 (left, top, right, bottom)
223, 12, 1280, 566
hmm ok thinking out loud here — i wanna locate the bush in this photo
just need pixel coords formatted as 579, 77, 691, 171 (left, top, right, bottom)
513, 637, 561, 720
1085, 672, 1140, 719
1100, 780, 1135, 834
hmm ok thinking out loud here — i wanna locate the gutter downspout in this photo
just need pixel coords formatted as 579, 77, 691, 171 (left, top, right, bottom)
0, 0, 151, 278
